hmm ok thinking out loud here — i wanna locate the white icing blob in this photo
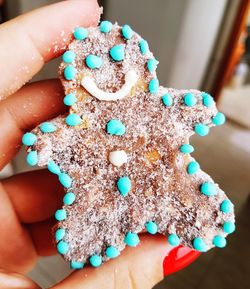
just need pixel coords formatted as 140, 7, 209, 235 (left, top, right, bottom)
81, 70, 139, 101
109, 150, 128, 167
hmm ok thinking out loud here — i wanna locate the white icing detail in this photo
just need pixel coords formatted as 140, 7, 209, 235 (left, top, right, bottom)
81, 70, 139, 101
109, 150, 128, 167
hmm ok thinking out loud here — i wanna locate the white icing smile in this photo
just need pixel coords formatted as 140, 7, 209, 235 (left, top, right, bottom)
81, 70, 139, 101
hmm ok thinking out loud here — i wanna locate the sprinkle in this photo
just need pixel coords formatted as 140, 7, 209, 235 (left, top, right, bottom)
89, 255, 102, 267
64, 93, 77, 106
57, 240, 69, 254
149, 78, 159, 94
223, 222, 235, 234
62, 51, 76, 63
55, 209, 67, 221
100, 21, 112, 33
124, 232, 140, 247
40, 122, 56, 133
63, 192, 76, 205
73, 27, 88, 40
109, 150, 127, 167
117, 176, 131, 196
86, 55, 103, 69
122, 24, 134, 39
168, 234, 180, 246
213, 235, 227, 248
200, 182, 217, 196
193, 237, 207, 252
70, 261, 84, 269
145, 221, 158, 234
22, 132, 37, 146
66, 114, 81, 126
187, 161, 200, 175
212, 112, 226, 126
106, 119, 126, 136
109, 45, 125, 61
184, 92, 197, 106
64, 65, 76, 80
59, 173, 72, 188
55, 228, 65, 241
194, 123, 210, 136
180, 144, 194, 154
139, 39, 149, 55
220, 200, 233, 213
162, 93, 173, 107
147, 58, 158, 73
106, 246, 120, 258
47, 160, 61, 175
202, 92, 214, 107
26, 151, 38, 166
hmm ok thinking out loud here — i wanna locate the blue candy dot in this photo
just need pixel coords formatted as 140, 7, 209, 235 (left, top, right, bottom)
223, 222, 235, 234
200, 182, 217, 196
64, 93, 77, 106
194, 123, 210, 136
184, 92, 197, 107
124, 232, 140, 247
168, 234, 180, 246
145, 221, 158, 234
73, 27, 88, 40
180, 144, 194, 154
149, 78, 159, 94
40, 122, 56, 133
55, 228, 65, 241
106, 246, 120, 258
57, 240, 69, 254
64, 65, 76, 80
86, 55, 103, 69
162, 93, 173, 107
55, 209, 67, 221
213, 235, 227, 248
59, 173, 72, 188
66, 114, 81, 126
220, 200, 233, 213
70, 261, 84, 269
212, 112, 226, 126
109, 45, 125, 61
62, 51, 76, 63
147, 58, 158, 73
187, 161, 200, 175
117, 176, 131, 197
106, 119, 126, 136
193, 237, 207, 252
48, 160, 61, 175
139, 39, 149, 55
26, 151, 38, 166
202, 92, 214, 107
122, 24, 134, 39
22, 132, 37, 146
89, 255, 102, 267
100, 21, 112, 33
63, 192, 76, 205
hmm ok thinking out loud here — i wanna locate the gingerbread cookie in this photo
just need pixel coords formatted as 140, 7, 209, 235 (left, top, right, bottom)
22, 22, 235, 269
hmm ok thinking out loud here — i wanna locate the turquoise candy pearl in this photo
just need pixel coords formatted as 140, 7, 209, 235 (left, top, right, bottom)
63, 192, 76, 205
40, 122, 56, 133
149, 78, 159, 94
124, 232, 140, 247
145, 221, 158, 234
213, 235, 227, 248
220, 200, 233, 213
64, 93, 77, 106
86, 55, 103, 69
57, 240, 69, 254
147, 58, 158, 73
212, 112, 226, 126
193, 237, 207, 252
55, 228, 65, 241
70, 261, 84, 269
139, 39, 149, 55
187, 161, 200, 175
55, 209, 67, 221
89, 255, 102, 267
184, 92, 197, 106
22, 132, 37, 146
66, 114, 81, 126
168, 234, 180, 246
117, 176, 131, 196
162, 93, 173, 107
223, 222, 235, 234
106, 246, 120, 258
73, 27, 88, 40
48, 160, 61, 175
106, 119, 126, 136
59, 173, 72, 188
109, 45, 125, 61
202, 92, 214, 107
64, 65, 76, 80
122, 24, 134, 39
200, 182, 217, 196
194, 123, 210, 136
26, 151, 38, 166
62, 51, 76, 63
100, 21, 112, 33
180, 144, 194, 154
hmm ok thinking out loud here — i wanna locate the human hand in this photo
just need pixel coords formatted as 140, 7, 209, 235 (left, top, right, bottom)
0, 1, 170, 288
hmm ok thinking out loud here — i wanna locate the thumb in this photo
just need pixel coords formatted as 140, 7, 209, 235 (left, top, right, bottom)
52, 234, 171, 289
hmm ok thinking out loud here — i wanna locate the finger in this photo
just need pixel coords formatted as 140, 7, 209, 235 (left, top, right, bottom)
53, 235, 170, 289
0, 79, 66, 169
0, 0, 101, 98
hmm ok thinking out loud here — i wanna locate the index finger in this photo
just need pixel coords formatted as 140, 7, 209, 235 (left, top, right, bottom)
0, 0, 101, 99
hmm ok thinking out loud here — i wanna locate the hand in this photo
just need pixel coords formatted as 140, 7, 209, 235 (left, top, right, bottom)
0, 1, 170, 288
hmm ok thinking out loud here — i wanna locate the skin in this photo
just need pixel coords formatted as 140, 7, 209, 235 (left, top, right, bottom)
0, 1, 171, 288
